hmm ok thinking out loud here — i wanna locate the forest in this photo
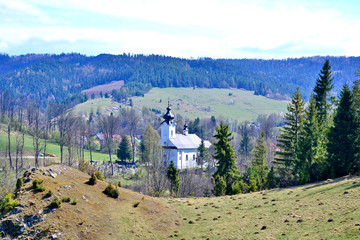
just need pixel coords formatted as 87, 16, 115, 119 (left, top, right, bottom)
1, 53, 360, 109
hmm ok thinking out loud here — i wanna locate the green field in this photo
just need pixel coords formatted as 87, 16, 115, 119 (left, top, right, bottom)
74, 88, 288, 121
73, 98, 120, 115
0, 131, 110, 162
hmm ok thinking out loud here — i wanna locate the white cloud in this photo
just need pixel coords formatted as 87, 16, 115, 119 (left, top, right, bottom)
1, 0, 360, 58
0, 41, 8, 48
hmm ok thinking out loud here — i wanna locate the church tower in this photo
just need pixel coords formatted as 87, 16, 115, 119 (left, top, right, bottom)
160, 102, 176, 146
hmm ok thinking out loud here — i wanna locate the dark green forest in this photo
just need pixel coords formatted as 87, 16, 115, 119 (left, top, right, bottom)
1, 53, 360, 107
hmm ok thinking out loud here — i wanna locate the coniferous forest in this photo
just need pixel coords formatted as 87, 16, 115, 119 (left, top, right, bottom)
1, 53, 360, 108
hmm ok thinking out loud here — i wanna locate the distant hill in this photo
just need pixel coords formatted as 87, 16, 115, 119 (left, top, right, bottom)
1, 165, 359, 239
1, 53, 359, 106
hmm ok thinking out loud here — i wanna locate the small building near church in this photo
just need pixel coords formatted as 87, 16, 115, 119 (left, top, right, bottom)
160, 104, 211, 169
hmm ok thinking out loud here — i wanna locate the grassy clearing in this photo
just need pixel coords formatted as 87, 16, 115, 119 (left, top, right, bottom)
73, 98, 120, 115
133, 88, 288, 121
75, 88, 288, 121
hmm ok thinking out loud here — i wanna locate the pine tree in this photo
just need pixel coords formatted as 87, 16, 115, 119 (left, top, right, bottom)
197, 139, 208, 171
213, 121, 239, 195
167, 160, 180, 196
296, 95, 327, 183
313, 59, 334, 124
239, 122, 252, 163
352, 70, 360, 174
117, 135, 133, 162
275, 88, 306, 167
252, 131, 268, 190
327, 83, 357, 177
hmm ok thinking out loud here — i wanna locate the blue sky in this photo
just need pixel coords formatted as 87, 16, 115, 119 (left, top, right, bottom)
1, 0, 360, 59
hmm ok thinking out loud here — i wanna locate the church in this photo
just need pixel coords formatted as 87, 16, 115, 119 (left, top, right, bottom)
160, 104, 211, 169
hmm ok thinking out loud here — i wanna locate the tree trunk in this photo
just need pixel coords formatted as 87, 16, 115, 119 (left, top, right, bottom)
7, 122, 12, 169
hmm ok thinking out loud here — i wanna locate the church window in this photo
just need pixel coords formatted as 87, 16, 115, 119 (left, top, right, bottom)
186, 155, 188, 161
171, 130, 173, 137
193, 154, 195, 161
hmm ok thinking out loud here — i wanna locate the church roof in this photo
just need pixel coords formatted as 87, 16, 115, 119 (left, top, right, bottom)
170, 134, 211, 149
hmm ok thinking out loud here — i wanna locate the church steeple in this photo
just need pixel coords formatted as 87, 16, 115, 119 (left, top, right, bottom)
183, 122, 189, 135
162, 101, 175, 124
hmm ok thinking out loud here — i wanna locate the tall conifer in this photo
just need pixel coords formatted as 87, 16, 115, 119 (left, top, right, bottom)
213, 121, 239, 195
327, 83, 357, 177
275, 88, 306, 167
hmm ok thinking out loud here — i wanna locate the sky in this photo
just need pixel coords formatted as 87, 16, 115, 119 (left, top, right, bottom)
1, 0, 360, 59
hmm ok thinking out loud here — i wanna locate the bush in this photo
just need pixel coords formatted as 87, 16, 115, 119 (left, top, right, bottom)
16, 178, 23, 190
32, 179, 45, 192
104, 183, 119, 198
71, 200, 77, 205
88, 173, 97, 185
50, 198, 61, 208
95, 170, 105, 181
45, 190, 53, 198
61, 197, 71, 203
213, 176, 226, 197
0, 194, 19, 213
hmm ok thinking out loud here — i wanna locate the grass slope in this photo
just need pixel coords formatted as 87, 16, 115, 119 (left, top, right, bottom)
3, 166, 359, 239
133, 88, 288, 121
74, 88, 288, 121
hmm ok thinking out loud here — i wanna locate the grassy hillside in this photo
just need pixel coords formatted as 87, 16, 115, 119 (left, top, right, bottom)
74, 88, 288, 121
2, 165, 359, 239
72, 97, 120, 115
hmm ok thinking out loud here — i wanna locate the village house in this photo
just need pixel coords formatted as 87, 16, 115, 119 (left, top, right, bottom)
160, 104, 211, 169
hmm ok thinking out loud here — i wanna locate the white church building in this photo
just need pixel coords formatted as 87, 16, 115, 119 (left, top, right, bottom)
161, 104, 211, 169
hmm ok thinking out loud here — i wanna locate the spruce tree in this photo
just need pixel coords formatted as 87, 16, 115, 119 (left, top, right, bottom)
167, 160, 180, 196
213, 121, 239, 195
117, 135, 133, 162
327, 83, 357, 177
313, 59, 334, 124
197, 139, 208, 171
275, 88, 306, 167
239, 122, 252, 163
252, 131, 268, 190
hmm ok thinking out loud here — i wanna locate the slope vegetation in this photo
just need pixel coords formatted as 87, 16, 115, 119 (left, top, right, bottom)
1, 166, 359, 239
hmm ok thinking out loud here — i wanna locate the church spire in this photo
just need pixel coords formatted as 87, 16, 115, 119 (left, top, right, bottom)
162, 101, 175, 124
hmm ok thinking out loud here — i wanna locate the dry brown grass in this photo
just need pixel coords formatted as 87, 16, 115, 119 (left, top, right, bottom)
3, 165, 359, 239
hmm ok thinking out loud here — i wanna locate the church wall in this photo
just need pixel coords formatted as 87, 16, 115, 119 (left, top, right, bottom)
178, 149, 198, 169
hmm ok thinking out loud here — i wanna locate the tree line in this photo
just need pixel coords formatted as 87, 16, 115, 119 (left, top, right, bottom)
211, 60, 360, 196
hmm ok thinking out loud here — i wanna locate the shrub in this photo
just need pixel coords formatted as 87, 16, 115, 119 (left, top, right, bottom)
45, 190, 53, 198
117, 181, 122, 187
88, 173, 97, 185
104, 183, 119, 198
0, 194, 19, 213
16, 178, 23, 190
62, 197, 71, 203
32, 179, 45, 192
50, 198, 61, 208
95, 170, 105, 181
213, 176, 226, 197
71, 200, 77, 205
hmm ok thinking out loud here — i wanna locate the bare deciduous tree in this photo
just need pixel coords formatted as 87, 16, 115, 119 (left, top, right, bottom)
120, 108, 140, 164
99, 112, 120, 175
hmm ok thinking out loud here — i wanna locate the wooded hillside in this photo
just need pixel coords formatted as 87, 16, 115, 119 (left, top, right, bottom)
1, 53, 360, 106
